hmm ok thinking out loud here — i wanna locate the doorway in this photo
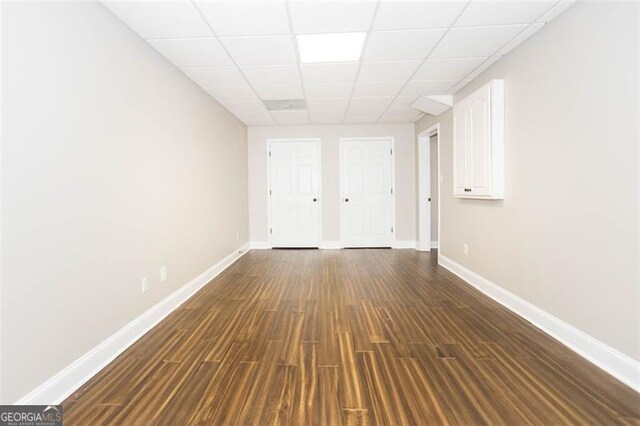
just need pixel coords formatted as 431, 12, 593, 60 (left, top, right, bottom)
268, 139, 321, 248
340, 137, 395, 248
418, 125, 440, 251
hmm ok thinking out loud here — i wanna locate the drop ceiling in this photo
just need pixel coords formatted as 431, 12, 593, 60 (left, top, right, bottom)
102, 0, 575, 127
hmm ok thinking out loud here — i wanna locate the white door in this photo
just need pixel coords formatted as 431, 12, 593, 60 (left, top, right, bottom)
269, 140, 321, 248
340, 138, 394, 248
418, 135, 431, 251
470, 84, 492, 195
453, 99, 471, 195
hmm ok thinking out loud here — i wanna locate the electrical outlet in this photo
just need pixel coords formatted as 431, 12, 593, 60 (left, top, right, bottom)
160, 266, 167, 282
463, 243, 469, 255
141, 277, 149, 293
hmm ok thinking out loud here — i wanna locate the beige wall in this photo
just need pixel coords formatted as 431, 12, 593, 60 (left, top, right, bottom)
248, 124, 416, 243
416, 1, 639, 361
2, 2, 249, 402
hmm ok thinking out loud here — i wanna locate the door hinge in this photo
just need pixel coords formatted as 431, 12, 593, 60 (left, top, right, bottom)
269, 189, 272, 195
390, 188, 393, 194
391, 227, 394, 233
390, 148, 393, 155
269, 151, 271, 157
270, 228, 273, 234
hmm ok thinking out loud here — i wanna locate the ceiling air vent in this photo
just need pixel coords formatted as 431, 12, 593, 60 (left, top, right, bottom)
263, 99, 307, 111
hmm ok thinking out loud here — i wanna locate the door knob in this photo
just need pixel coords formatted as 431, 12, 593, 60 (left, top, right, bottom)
344, 198, 349, 202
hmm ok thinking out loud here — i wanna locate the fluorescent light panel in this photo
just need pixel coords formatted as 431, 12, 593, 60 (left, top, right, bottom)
297, 32, 366, 64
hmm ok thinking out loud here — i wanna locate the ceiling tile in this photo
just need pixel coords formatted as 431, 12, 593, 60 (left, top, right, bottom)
455, 1, 555, 27
272, 110, 310, 125
311, 117, 344, 125
374, 2, 466, 30
384, 107, 420, 118
289, 2, 377, 34
391, 95, 419, 108
301, 63, 359, 85
305, 84, 354, 99
220, 36, 296, 65
400, 80, 458, 97
196, 2, 290, 36
460, 56, 501, 83
306, 98, 350, 110
537, 1, 576, 23
346, 108, 385, 119
221, 100, 267, 113
349, 97, 394, 109
379, 108, 421, 123
254, 86, 305, 100
352, 81, 405, 97
358, 61, 421, 82
233, 110, 273, 121
244, 118, 277, 126
103, 2, 211, 39
205, 86, 258, 102
448, 79, 472, 94
344, 117, 379, 124
181, 66, 247, 87
147, 38, 232, 68
364, 29, 445, 61
495, 23, 545, 56
309, 110, 345, 123
241, 65, 301, 87
378, 111, 420, 123
414, 58, 486, 81
430, 25, 527, 59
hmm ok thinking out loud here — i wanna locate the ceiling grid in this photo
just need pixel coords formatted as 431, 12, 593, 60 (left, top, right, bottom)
101, 0, 576, 126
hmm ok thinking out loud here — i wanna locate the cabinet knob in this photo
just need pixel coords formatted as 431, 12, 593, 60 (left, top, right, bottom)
344, 198, 349, 202
313, 198, 318, 202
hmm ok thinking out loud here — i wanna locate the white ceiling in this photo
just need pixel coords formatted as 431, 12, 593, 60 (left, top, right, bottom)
102, 0, 575, 127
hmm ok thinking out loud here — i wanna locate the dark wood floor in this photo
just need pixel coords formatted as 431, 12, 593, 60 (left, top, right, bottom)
63, 249, 640, 425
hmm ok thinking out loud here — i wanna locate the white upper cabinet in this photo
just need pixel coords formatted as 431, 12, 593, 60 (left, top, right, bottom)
453, 79, 504, 199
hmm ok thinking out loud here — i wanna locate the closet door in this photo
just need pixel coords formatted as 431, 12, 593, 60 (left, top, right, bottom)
269, 140, 321, 247
453, 99, 471, 196
340, 138, 394, 248
452, 79, 504, 199
469, 84, 492, 196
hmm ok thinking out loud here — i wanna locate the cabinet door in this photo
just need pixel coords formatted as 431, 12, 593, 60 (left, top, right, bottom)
469, 85, 492, 196
453, 101, 470, 196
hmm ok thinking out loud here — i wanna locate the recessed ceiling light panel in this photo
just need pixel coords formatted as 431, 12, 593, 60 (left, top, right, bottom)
297, 32, 366, 64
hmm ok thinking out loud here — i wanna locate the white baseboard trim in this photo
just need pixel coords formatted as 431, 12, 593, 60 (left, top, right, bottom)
392, 240, 416, 249
321, 241, 342, 249
431, 240, 439, 249
250, 241, 272, 249
14, 243, 251, 405
438, 254, 640, 393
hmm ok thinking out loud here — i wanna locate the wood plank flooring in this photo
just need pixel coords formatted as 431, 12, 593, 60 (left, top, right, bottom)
62, 249, 640, 425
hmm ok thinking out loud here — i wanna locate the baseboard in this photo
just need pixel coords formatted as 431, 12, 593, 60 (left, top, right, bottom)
438, 254, 640, 393
321, 241, 342, 249
14, 243, 251, 405
431, 240, 439, 249
250, 241, 272, 249
392, 240, 416, 249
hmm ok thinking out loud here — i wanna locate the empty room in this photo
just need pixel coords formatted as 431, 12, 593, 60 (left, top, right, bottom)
1, 0, 639, 424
